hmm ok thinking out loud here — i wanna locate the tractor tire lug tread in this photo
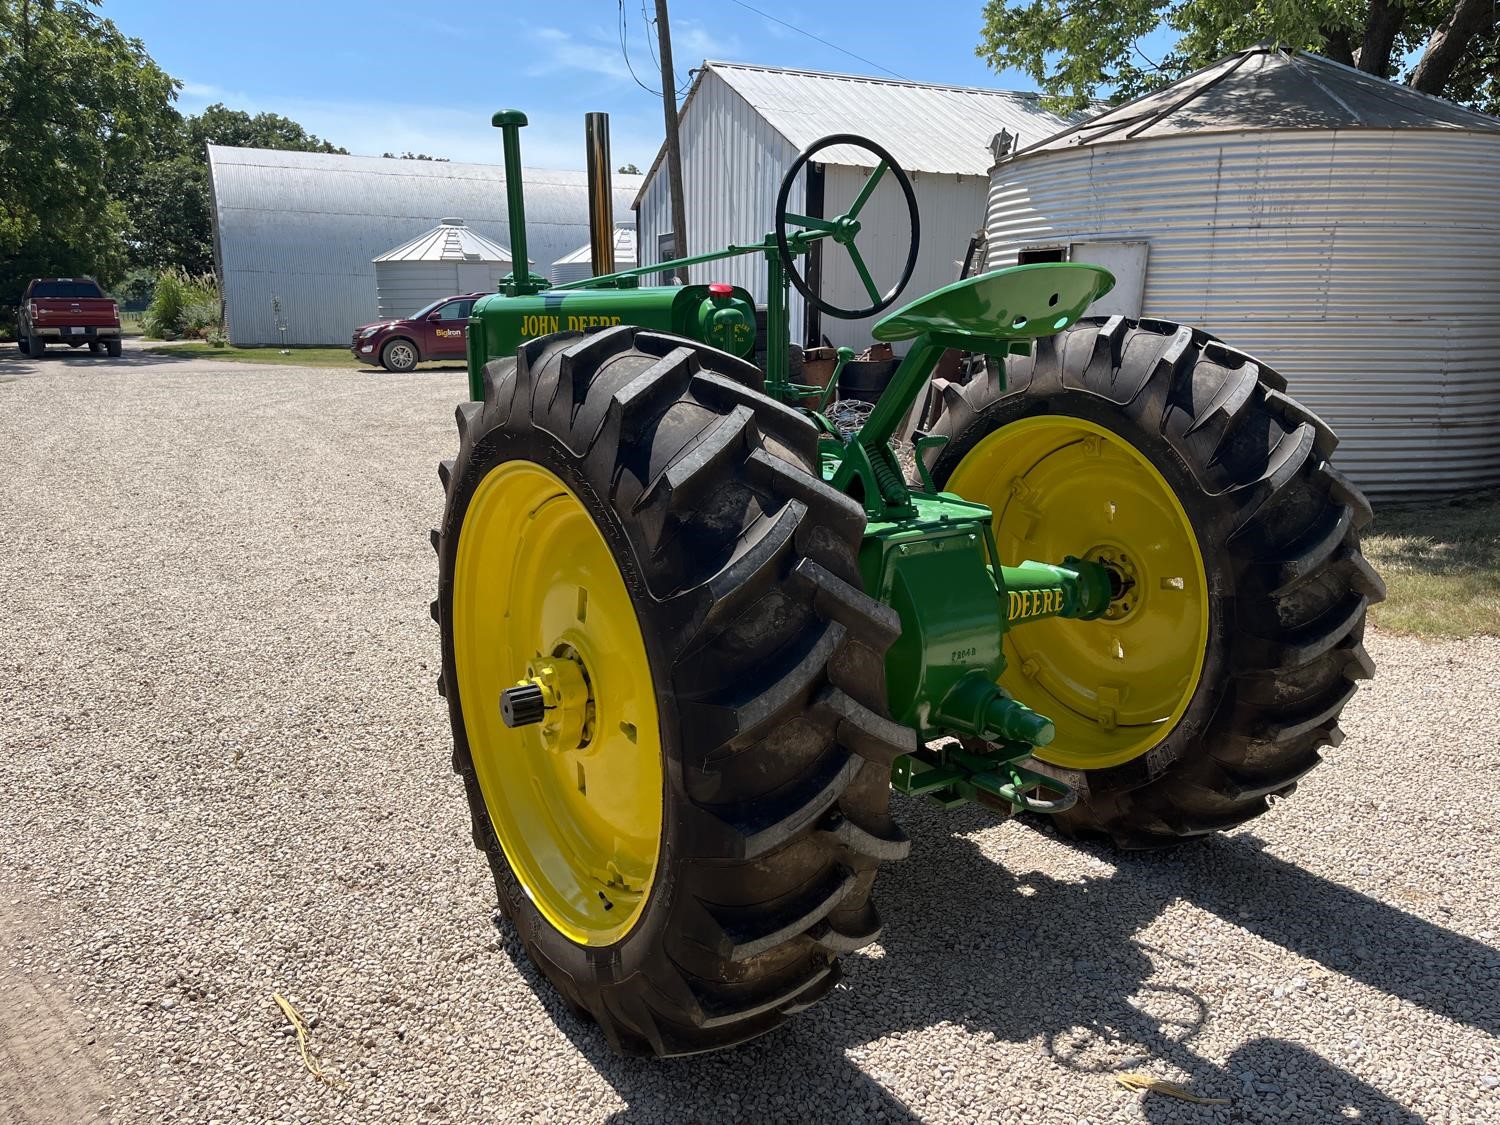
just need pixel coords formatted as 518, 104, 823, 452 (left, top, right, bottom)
435, 326, 905, 1056
926, 315, 1377, 849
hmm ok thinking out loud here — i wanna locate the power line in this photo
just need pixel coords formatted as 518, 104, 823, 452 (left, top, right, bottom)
619, 0, 663, 96
639, 1, 695, 96
726, 0, 912, 81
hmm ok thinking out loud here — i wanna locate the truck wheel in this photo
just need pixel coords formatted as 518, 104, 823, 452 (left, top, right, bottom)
925, 316, 1383, 847
106, 339, 122, 358
16, 335, 28, 355
434, 326, 910, 1055
90, 341, 104, 355
381, 337, 419, 372
27, 334, 45, 356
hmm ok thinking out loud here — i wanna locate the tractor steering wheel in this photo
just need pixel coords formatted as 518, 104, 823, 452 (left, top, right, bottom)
774, 134, 920, 321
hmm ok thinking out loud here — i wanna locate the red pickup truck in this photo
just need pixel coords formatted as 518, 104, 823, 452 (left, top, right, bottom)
17, 278, 123, 357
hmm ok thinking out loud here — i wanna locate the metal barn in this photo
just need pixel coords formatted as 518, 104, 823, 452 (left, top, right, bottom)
208, 146, 642, 346
984, 46, 1500, 499
550, 226, 638, 286
634, 62, 1074, 350
373, 218, 520, 320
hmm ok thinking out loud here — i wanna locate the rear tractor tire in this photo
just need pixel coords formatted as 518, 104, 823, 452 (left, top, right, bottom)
926, 316, 1384, 847
434, 325, 911, 1056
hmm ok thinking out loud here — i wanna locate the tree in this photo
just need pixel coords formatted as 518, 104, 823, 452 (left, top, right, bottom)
382, 151, 448, 161
618, 162, 642, 174
977, 0, 1500, 115
0, 0, 178, 307
130, 104, 348, 275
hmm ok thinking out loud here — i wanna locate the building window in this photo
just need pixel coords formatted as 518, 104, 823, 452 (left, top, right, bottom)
1017, 246, 1067, 265
657, 233, 676, 285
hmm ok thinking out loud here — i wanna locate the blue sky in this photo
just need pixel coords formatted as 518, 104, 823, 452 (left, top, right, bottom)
101, 0, 1058, 170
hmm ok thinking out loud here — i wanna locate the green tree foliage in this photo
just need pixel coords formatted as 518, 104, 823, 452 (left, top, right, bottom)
977, 0, 1500, 114
618, 162, 642, 174
382, 151, 448, 161
0, 0, 178, 307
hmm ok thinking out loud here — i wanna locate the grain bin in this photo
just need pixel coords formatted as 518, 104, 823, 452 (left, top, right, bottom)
984, 45, 1500, 499
550, 227, 638, 286
373, 218, 525, 320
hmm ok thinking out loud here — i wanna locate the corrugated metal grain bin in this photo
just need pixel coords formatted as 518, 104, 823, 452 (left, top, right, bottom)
550, 227, 638, 286
373, 218, 517, 319
984, 46, 1500, 499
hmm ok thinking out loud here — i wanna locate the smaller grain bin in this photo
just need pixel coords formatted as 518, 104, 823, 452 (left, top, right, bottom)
550, 227, 638, 286
373, 218, 527, 319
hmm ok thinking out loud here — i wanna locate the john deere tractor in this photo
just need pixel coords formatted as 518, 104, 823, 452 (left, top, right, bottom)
431, 112, 1382, 1056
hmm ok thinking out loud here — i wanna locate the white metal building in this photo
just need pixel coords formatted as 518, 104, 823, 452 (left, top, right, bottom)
373, 218, 521, 320
634, 62, 1074, 349
985, 46, 1500, 498
550, 226, 638, 286
208, 146, 642, 346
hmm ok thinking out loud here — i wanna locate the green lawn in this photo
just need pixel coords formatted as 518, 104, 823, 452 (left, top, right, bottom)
143, 342, 466, 370
1362, 491, 1500, 638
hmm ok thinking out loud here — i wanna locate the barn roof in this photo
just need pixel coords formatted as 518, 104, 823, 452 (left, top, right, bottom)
1019, 45, 1500, 156
637, 61, 1076, 191
373, 218, 517, 264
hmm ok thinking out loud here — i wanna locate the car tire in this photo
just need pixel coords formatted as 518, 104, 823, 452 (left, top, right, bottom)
16, 335, 29, 355
381, 338, 420, 373
106, 339, 122, 358
27, 334, 45, 356
89, 341, 104, 354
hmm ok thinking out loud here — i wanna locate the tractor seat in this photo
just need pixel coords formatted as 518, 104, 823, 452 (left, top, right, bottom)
873, 263, 1116, 344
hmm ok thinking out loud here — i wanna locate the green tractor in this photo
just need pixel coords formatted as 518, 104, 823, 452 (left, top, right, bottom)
432, 112, 1382, 1056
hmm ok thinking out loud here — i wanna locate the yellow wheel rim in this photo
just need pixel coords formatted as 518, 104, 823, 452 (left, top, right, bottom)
946, 416, 1209, 770
453, 461, 662, 945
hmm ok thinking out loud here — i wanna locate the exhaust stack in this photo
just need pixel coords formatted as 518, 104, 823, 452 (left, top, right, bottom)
584, 112, 615, 277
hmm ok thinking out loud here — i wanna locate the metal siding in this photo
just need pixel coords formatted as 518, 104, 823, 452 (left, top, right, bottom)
638, 72, 805, 324
208, 146, 642, 346
818, 166, 987, 348
985, 129, 1500, 498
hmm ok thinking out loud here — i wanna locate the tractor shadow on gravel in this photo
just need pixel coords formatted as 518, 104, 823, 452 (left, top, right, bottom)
499, 802, 1485, 1122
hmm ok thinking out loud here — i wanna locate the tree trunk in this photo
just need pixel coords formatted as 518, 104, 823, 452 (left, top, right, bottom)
1319, 27, 1356, 68
1355, 0, 1406, 76
1410, 0, 1493, 94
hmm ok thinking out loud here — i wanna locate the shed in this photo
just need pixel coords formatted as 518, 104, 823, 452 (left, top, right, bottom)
372, 218, 520, 320
984, 45, 1500, 499
634, 62, 1075, 349
208, 146, 642, 346
550, 226, 638, 286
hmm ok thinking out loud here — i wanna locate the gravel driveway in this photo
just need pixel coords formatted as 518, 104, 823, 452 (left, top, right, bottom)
1, 340, 1496, 1124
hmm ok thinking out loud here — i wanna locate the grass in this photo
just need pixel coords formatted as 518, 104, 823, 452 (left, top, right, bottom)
1362, 490, 1500, 638
144, 343, 360, 367
141, 342, 465, 370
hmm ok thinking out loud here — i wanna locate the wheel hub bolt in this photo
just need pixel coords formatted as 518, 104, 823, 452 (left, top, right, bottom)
500, 683, 546, 727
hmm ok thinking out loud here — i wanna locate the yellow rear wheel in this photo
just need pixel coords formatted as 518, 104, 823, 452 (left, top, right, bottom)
927, 317, 1381, 846
946, 416, 1208, 770
453, 462, 662, 946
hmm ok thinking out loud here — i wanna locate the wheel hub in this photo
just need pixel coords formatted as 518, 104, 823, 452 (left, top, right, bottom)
452, 461, 662, 946
942, 415, 1209, 770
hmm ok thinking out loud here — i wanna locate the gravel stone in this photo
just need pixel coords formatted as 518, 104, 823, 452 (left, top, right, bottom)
1, 343, 1497, 1124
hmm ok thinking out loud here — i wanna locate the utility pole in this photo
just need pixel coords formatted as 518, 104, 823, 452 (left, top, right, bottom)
653, 0, 690, 283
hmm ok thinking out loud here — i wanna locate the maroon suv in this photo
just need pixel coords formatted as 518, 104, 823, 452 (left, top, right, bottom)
351, 293, 483, 372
